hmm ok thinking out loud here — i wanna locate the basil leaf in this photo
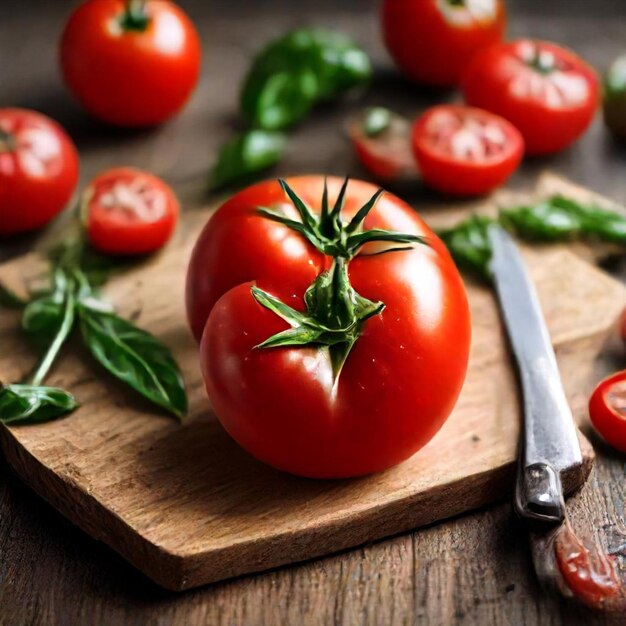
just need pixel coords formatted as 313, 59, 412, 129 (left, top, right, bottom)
209, 130, 286, 191
241, 28, 371, 130
78, 306, 187, 419
501, 195, 626, 244
21, 267, 70, 343
437, 215, 495, 280
0, 384, 77, 425
0, 283, 27, 309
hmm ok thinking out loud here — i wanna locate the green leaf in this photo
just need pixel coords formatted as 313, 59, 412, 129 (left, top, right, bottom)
500, 195, 626, 245
209, 130, 287, 191
437, 215, 495, 280
78, 306, 187, 419
241, 28, 371, 130
21, 267, 70, 343
0, 283, 27, 309
0, 384, 77, 425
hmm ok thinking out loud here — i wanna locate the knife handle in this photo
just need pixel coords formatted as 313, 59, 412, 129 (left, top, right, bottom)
515, 461, 565, 525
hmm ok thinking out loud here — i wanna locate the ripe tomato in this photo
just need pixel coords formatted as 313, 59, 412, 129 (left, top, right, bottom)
60, 0, 201, 127
348, 107, 417, 182
588, 370, 626, 453
83, 167, 179, 255
381, 0, 506, 87
187, 176, 471, 478
0, 108, 79, 237
411, 104, 523, 196
462, 40, 599, 155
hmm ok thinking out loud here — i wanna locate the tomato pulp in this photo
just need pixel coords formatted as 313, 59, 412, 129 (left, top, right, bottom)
83, 167, 179, 255
187, 176, 471, 478
382, 0, 506, 86
0, 108, 79, 237
60, 0, 201, 127
411, 104, 523, 196
463, 39, 599, 155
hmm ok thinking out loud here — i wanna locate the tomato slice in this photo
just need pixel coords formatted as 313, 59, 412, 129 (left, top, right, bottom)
411, 104, 523, 196
589, 370, 626, 453
348, 107, 417, 181
83, 167, 179, 255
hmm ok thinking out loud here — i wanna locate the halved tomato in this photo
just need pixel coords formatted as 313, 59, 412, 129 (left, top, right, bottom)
348, 107, 417, 182
411, 104, 523, 196
82, 167, 179, 255
589, 370, 626, 453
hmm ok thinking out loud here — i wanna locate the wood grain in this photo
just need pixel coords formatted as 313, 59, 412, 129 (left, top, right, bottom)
0, 188, 620, 589
2, 0, 626, 623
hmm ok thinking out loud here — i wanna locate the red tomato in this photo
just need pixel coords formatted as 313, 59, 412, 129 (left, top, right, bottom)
0, 108, 79, 237
60, 0, 201, 127
588, 370, 626, 453
381, 0, 506, 87
187, 176, 471, 478
462, 40, 599, 155
411, 104, 523, 196
348, 107, 418, 182
83, 167, 179, 255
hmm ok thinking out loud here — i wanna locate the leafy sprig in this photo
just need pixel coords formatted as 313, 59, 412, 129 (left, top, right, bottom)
210, 28, 371, 191
438, 195, 626, 279
0, 244, 187, 425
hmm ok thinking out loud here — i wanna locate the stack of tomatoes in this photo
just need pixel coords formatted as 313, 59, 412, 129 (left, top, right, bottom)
352, 0, 600, 197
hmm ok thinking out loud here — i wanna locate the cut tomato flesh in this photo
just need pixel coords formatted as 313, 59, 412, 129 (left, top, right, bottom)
605, 380, 626, 417
93, 178, 167, 223
424, 109, 508, 162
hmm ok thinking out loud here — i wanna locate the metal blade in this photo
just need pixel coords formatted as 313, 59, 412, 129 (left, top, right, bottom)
487, 225, 583, 525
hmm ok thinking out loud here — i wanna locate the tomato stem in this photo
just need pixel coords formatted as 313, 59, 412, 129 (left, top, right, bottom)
258, 178, 427, 259
120, 0, 150, 32
0, 128, 15, 153
252, 258, 384, 379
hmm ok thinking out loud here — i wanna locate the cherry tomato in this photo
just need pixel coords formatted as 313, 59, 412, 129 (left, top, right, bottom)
381, 0, 506, 87
60, 0, 201, 127
588, 370, 626, 453
0, 108, 79, 237
83, 167, 179, 255
187, 176, 471, 478
411, 104, 523, 196
348, 107, 417, 182
462, 40, 599, 155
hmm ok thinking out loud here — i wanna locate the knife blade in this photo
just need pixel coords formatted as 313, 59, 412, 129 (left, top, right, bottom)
487, 224, 584, 527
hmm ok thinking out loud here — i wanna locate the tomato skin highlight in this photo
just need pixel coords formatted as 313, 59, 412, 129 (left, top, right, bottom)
60, 0, 201, 127
189, 176, 471, 478
589, 370, 626, 454
0, 108, 79, 237
381, 0, 506, 87
462, 40, 599, 155
84, 167, 179, 255
411, 104, 523, 197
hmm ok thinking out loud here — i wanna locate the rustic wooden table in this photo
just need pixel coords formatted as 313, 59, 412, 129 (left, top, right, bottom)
1, 1, 626, 624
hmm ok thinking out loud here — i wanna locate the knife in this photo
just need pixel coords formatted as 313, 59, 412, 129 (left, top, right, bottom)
487, 224, 586, 587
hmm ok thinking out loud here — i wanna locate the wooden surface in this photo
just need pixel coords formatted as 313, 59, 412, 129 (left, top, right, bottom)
0, 183, 613, 589
1, 0, 626, 623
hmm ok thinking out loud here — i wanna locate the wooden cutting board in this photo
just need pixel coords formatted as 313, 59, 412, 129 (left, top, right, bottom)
0, 176, 623, 591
